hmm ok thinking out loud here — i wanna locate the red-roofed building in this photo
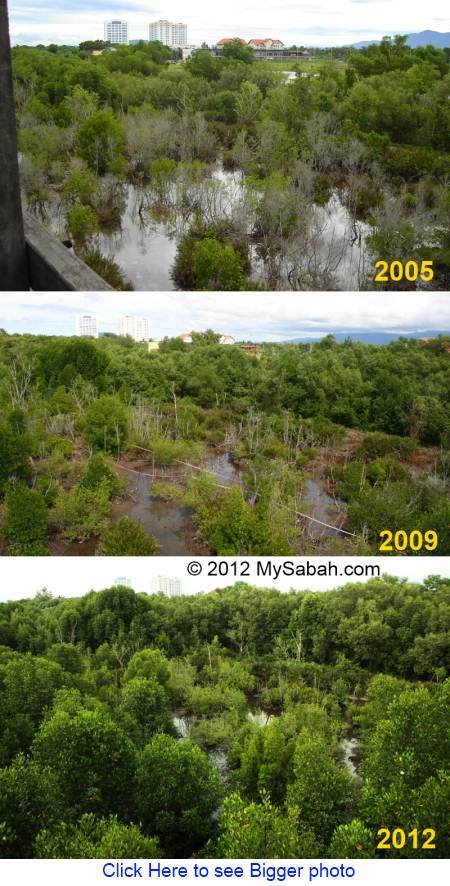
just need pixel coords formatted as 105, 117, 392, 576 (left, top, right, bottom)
248, 38, 284, 48
219, 334, 236, 345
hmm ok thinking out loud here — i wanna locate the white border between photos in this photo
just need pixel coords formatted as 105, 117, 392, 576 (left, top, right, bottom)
0, 556, 448, 601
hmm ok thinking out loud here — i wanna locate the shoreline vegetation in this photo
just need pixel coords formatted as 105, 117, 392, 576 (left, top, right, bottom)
12, 36, 450, 290
0, 578, 448, 858
0, 330, 448, 556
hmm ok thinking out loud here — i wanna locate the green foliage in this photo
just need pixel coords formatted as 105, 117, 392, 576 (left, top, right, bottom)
221, 41, 254, 65
120, 677, 174, 746
148, 437, 204, 466
171, 222, 250, 290
358, 433, 416, 459
80, 248, 133, 290
35, 813, 160, 858
187, 474, 292, 555
0, 579, 448, 858
136, 733, 223, 854
237, 719, 294, 803
0, 654, 69, 764
301, 416, 345, 445
3, 484, 48, 552
236, 81, 263, 126
62, 159, 98, 206
12, 35, 450, 294
187, 477, 258, 554
80, 453, 122, 496
0, 421, 31, 493
51, 480, 111, 541
187, 50, 220, 82
192, 238, 246, 290
98, 517, 158, 555
84, 395, 128, 452
32, 707, 137, 817
359, 681, 450, 856
125, 649, 170, 686
347, 479, 449, 550
78, 110, 124, 175
38, 337, 109, 387
46, 643, 85, 675
214, 792, 320, 857
337, 461, 368, 501
287, 734, 354, 843
0, 755, 64, 858
328, 819, 376, 858
67, 202, 98, 240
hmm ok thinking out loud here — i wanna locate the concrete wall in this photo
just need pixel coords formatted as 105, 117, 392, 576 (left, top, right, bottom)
24, 214, 113, 291
0, 0, 28, 289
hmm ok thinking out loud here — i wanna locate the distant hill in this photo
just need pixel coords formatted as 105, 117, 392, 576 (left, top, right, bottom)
351, 31, 450, 49
283, 330, 448, 345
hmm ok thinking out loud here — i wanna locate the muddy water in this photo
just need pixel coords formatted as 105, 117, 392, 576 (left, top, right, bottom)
114, 450, 241, 556
56, 451, 342, 555
62, 538, 98, 556
201, 451, 242, 486
122, 470, 197, 555
301, 479, 345, 539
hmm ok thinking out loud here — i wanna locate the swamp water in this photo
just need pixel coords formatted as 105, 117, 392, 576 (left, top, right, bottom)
116, 450, 242, 556
301, 479, 345, 540
339, 736, 362, 783
43, 166, 368, 290
172, 710, 360, 784
61, 452, 345, 555
101, 183, 367, 290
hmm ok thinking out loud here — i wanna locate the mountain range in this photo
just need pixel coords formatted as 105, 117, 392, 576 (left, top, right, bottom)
283, 330, 448, 345
351, 30, 450, 49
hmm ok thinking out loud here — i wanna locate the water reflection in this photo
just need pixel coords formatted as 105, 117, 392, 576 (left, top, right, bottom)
173, 714, 191, 738
247, 709, 272, 727
340, 736, 362, 783
41, 162, 368, 290
301, 479, 345, 540
114, 450, 241, 556
98, 187, 178, 290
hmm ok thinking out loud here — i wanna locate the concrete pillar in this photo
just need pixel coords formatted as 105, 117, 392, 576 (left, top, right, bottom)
0, 0, 29, 289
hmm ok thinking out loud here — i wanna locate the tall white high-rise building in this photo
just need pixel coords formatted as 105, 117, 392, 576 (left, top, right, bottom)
104, 20, 128, 44
149, 20, 187, 47
76, 315, 98, 338
151, 576, 182, 597
118, 315, 150, 342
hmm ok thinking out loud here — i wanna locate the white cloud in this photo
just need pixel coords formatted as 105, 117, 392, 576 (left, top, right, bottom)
8, 0, 450, 46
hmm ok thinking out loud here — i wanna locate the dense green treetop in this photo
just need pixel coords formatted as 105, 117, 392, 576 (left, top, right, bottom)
0, 578, 448, 859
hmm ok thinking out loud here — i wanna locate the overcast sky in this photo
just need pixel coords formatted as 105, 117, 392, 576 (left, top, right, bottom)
8, 0, 450, 47
1, 292, 449, 342
0, 556, 447, 602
